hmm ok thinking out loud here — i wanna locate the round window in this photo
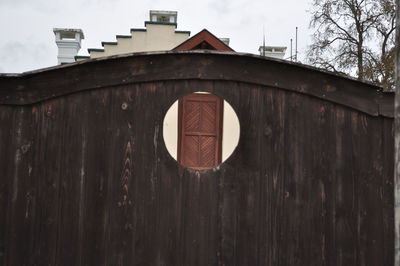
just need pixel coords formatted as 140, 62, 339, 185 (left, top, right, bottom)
163, 92, 240, 170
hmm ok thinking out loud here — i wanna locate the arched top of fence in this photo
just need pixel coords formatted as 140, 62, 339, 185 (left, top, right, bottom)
0, 50, 393, 117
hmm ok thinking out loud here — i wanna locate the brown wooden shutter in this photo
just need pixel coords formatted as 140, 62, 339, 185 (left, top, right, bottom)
178, 93, 223, 169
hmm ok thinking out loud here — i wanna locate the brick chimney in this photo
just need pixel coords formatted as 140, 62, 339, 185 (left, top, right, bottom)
53, 28, 84, 64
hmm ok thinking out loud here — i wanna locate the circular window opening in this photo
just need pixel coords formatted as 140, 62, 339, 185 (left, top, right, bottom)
163, 91, 240, 170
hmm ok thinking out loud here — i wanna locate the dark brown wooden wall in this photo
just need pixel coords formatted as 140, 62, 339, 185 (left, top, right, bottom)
0, 51, 394, 266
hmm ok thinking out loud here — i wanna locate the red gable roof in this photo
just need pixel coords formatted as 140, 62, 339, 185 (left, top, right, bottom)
173, 29, 234, 51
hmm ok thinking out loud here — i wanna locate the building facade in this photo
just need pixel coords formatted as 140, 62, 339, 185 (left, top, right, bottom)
76, 10, 190, 61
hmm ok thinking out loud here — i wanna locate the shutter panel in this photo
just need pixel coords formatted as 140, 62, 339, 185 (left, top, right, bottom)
178, 93, 223, 169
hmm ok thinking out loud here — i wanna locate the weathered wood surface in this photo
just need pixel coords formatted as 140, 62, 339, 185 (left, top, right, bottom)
0, 51, 394, 265
0, 51, 394, 118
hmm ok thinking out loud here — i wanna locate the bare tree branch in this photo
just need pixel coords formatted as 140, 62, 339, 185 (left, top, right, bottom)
307, 0, 395, 89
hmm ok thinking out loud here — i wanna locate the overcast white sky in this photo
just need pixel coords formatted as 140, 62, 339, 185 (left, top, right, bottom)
0, 0, 313, 73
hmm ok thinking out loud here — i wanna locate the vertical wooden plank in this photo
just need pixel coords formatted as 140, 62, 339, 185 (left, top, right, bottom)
280, 91, 307, 266
77, 88, 116, 266
129, 82, 164, 265
217, 81, 241, 266
0, 106, 15, 265
292, 92, 313, 266
54, 91, 88, 266
218, 166, 239, 265
256, 86, 272, 266
308, 98, 336, 266
232, 84, 261, 266
356, 114, 386, 266
331, 107, 358, 266
4, 106, 38, 265
29, 99, 65, 265
76, 99, 88, 266
382, 118, 395, 266
123, 83, 153, 266
260, 87, 287, 266
252, 84, 269, 266
276, 90, 294, 265
100, 85, 137, 265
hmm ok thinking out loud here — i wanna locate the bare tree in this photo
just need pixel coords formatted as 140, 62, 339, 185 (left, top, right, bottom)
364, 0, 396, 89
308, 0, 396, 90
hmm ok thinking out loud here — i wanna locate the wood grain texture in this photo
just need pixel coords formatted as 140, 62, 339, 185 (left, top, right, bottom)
0, 54, 394, 265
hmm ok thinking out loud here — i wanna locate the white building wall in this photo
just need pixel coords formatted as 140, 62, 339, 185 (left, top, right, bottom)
90, 24, 189, 59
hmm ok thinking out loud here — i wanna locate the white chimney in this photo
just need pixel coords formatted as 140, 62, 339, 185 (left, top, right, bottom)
149, 10, 177, 23
53, 28, 84, 64
259, 46, 287, 59
219, 38, 230, 46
